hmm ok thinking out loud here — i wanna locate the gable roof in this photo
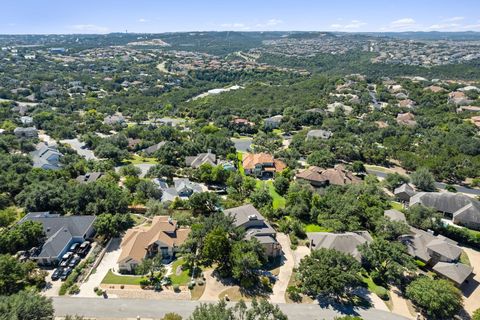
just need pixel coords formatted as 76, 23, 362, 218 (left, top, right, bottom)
76, 172, 103, 184
29, 142, 63, 170
433, 262, 473, 285
453, 201, 480, 226
224, 204, 265, 228
224, 204, 277, 242
394, 183, 416, 198
306, 129, 333, 140
307, 231, 373, 261
118, 216, 190, 264
142, 141, 166, 155
185, 152, 216, 168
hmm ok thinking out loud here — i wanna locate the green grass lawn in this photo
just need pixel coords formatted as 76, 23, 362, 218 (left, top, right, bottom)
360, 274, 389, 301
304, 224, 331, 233
124, 154, 159, 165
101, 270, 145, 285
237, 152, 245, 176
255, 180, 286, 209
170, 258, 191, 286
390, 201, 403, 211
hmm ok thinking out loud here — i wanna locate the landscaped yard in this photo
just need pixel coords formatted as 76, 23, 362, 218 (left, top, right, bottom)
256, 180, 286, 209
101, 270, 145, 285
170, 258, 191, 286
237, 152, 245, 176
360, 274, 390, 301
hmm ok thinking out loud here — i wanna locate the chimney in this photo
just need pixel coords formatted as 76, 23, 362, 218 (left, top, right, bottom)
207, 148, 212, 154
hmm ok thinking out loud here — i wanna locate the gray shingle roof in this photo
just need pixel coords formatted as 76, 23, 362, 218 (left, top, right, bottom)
142, 141, 166, 155
433, 262, 473, 285
185, 152, 216, 168
394, 183, 416, 198
384, 209, 406, 222
307, 231, 373, 261
224, 204, 264, 228
306, 129, 333, 140
19, 212, 96, 260
410, 192, 472, 215
453, 201, 480, 226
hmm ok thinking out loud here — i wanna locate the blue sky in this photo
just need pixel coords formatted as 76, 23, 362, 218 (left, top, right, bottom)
2, 0, 480, 34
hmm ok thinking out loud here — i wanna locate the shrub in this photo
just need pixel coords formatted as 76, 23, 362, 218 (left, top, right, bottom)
260, 276, 272, 292
139, 279, 150, 289
197, 280, 204, 286
95, 288, 104, 296
373, 285, 389, 301
188, 282, 195, 290
68, 284, 80, 295
287, 286, 302, 302
173, 284, 180, 292
120, 285, 124, 289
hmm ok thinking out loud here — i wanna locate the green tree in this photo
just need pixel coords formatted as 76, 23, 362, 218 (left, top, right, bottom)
359, 238, 416, 285
405, 205, 441, 230
0, 291, 54, 320
472, 308, 480, 320
0, 221, 45, 254
307, 149, 335, 168
188, 192, 219, 216
119, 164, 141, 177
383, 173, 410, 192
297, 248, 361, 299
273, 174, 290, 196
230, 240, 266, 288
0, 254, 46, 295
93, 213, 134, 239
250, 185, 273, 210
411, 167, 435, 192
406, 276, 463, 319
201, 227, 231, 270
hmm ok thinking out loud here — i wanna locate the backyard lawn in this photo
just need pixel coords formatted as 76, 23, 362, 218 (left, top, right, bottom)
256, 180, 286, 209
390, 201, 404, 211
101, 270, 145, 285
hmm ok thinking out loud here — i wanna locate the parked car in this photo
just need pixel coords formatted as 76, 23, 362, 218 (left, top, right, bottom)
60, 267, 72, 281
69, 243, 80, 252
78, 241, 91, 257
62, 251, 73, 261
69, 254, 81, 268
51, 268, 63, 281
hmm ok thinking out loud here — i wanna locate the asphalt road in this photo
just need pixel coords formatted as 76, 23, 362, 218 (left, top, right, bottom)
367, 169, 480, 196
52, 297, 410, 320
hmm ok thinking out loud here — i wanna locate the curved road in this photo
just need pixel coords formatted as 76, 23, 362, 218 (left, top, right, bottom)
367, 169, 480, 196
53, 297, 409, 320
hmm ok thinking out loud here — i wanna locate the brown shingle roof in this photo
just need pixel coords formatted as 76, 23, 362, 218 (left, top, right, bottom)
296, 165, 361, 186
118, 216, 190, 264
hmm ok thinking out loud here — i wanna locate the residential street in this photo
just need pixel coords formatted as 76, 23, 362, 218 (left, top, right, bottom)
52, 297, 411, 320
460, 246, 480, 314
269, 233, 294, 303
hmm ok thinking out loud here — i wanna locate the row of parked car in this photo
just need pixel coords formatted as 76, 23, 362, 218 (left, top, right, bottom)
51, 241, 91, 281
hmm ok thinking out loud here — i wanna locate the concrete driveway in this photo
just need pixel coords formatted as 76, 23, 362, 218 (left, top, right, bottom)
78, 238, 122, 298
270, 233, 294, 303
460, 246, 480, 315
41, 269, 63, 297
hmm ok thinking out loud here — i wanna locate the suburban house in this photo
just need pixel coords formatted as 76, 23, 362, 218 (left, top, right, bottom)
231, 117, 255, 128
394, 183, 416, 202
20, 116, 33, 125
156, 178, 203, 202
264, 115, 283, 129
185, 150, 216, 168
306, 129, 333, 140
14, 127, 38, 138
396, 112, 417, 126
19, 212, 96, 266
224, 204, 281, 258
242, 153, 286, 178
117, 216, 190, 273
30, 142, 63, 170
141, 141, 166, 156
307, 231, 373, 261
410, 192, 480, 230
76, 172, 104, 184
399, 227, 473, 286
448, 91, 472, 105
296, 164, 361, 188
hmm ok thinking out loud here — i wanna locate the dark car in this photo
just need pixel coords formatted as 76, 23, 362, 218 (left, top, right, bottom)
69, 243, 80, 252
60, 267, 72, 281
78, 241, 91, 257
51, 268, 63, 281
69, 254, 81, 268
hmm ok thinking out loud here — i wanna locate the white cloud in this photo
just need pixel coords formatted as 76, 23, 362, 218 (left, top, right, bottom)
427, 23, 460, 30
70, 24, 109, 33
461, 24, 480, 31
443, 16, 464, 22
138, 18, 148, 23
330, 20, 367, 30
220, 23, 247, 28
219, 19, 283, 30
390, 18, 416, 28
